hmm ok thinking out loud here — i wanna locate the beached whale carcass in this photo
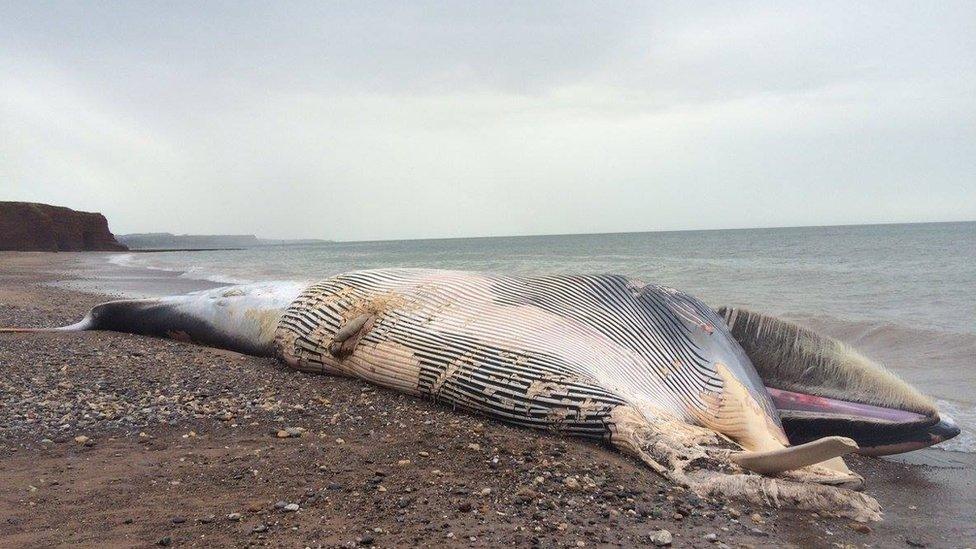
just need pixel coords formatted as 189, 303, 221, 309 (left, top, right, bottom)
3, 269, 960, 520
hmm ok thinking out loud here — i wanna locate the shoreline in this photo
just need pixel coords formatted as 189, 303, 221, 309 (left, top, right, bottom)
53, 251, 227, 299
1, 252, 974, 547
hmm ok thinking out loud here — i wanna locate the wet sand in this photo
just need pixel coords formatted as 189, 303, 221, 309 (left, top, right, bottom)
1, 252, 973, 548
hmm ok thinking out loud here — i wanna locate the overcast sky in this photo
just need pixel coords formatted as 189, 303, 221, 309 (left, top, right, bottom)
2, 2, 974, 240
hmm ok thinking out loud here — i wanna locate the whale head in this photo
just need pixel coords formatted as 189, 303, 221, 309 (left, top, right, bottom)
718, 307, 960, 455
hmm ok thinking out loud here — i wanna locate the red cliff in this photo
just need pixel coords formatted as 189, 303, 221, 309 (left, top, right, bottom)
0, 202, 129, 252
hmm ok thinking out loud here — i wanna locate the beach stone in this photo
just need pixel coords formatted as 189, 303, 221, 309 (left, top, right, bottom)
851, 522, 872, 534
283, 503, 299, 512
74, 435, 89, 444
252, 524, 268, 534
227, 513, 242, 521
649, 529, 672, 546
157, 536, 172, 546
704, 532, 718, 542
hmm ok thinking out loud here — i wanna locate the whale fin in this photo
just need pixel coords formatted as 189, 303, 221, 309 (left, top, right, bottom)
328, 313, 375, 358
731, 435, 858, 475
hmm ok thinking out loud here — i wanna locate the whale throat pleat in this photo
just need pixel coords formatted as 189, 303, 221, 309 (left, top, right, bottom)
274, 269, 788, 449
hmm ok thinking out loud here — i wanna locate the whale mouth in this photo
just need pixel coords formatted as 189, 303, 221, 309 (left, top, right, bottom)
717, 306, 961, 457
767, 387, 961, 456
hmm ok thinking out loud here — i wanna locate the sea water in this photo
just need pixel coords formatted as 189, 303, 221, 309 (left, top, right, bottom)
104, 222, 976, 452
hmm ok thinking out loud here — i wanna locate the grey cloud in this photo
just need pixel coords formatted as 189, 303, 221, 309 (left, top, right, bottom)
1, 1, 973, 240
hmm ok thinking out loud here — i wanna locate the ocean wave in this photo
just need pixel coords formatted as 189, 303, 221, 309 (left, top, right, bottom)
107, 253, 140, 268
107, 253, 255, 285
173, 266, 255, 286
783, 312, 976, 382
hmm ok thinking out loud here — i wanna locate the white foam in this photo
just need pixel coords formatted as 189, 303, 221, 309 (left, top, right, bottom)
107, 253, 255, 285
107, 253, 138, 268
174, 265, 255, 286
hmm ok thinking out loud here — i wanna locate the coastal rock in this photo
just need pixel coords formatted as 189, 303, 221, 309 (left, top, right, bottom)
0, 202, 127, 252
649, 529, 672, 546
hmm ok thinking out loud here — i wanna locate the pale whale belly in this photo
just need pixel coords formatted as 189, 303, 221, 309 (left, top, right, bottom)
274, 268, 780, 444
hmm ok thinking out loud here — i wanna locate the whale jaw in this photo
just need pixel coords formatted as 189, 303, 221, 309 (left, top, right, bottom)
768, 387, 960, 456
718, 306, 959, 455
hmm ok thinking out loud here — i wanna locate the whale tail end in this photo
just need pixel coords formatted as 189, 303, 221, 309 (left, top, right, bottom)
0, 317, 95, 333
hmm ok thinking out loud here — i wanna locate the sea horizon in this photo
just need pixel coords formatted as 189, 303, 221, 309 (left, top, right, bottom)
189, 219, 976, 246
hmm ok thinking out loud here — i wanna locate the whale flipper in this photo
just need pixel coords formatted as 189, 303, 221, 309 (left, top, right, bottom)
732, 435, 858, 475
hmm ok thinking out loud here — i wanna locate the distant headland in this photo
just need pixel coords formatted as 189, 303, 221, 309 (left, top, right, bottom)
0, 201, 331, 252
0, 201, 128, 252
116, 233, 330, 250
